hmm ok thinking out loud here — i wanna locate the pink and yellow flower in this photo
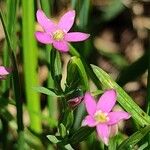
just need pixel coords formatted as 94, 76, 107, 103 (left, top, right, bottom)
82, 90, 130, 145
35, 10, 90, 52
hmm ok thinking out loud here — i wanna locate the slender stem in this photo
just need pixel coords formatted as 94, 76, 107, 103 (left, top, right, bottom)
40, 1, 58, 127
0, 9, 23, 132
47, 46, 57, 126
22, 0, 42, 133
146, 31, 150, 114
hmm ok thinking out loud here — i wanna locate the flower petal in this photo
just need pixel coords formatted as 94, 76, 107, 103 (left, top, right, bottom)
53, 41, 69, 52
65, 32, 90, 42
97, 90, 117, 112
58, 10, 75, 33
35, 32, 53, 44
82, 115, 97, 127
36, 9, 56, 32
96, 124, 109, 145
84, 92, 96, 115
0, 66, 10, 75
108, 111, 131, 125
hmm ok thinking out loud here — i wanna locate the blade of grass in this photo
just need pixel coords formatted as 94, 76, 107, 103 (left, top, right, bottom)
92, 65, 150, 127
40, 0, 52, 16
146, 33, 150, 146
118, 125, 150, 150
146, 33, 150, 114
78, 0, 90, 29
1, 0, 18, 148
2, 0, 18, 92
71, 0, 77, 9
0, 8, 23, 132
0, 10, 24, 150
22, 0, 42, 133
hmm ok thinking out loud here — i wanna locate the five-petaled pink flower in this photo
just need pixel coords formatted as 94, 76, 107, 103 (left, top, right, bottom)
82, 90, 130, 145
0, 66, 10, 79
35, 10, 90, 52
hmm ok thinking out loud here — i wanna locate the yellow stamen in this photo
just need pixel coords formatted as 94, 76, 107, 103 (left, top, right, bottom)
53, 30, 64, 41
94, 110, 109, 123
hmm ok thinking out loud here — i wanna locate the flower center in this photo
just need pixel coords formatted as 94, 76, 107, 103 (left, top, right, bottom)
94, 110, 109, 123
52, 30, 64, 41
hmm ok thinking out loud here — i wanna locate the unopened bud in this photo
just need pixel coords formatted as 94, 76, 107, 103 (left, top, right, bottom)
68, 96, 83, 109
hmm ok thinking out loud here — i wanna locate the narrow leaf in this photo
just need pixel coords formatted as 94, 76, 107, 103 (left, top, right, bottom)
33, 86, 57, 97
118, 126, 150, 150
47, 135, 60, 144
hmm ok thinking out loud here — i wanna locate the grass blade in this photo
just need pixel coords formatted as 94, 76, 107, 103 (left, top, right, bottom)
0, 9, 23, 132
22, 0, 42, 133
118, 126, 150, 150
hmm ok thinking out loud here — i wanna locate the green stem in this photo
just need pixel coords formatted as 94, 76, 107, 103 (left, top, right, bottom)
22, 0, 42, 133
39, 1, 58, 127
47, 46, 57, 126
0, 9, 23, 132
147, 31, 150, 114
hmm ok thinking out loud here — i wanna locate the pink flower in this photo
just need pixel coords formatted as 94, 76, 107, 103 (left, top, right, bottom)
35, 10, 90, 52
0, 66, 11, 79
82, 90, 130, 145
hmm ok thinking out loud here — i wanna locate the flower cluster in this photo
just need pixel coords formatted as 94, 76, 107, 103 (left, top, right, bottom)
35, 9, 131, 146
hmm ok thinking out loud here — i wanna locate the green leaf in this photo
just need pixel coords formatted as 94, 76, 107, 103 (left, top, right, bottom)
50, 49, 62, 93
78, 0, 90, 29
66, 57, 80, 90
69, 126, 94, 145
33, 86, 58, 97
69, 44, 101, 89
22, 0, 41, 132
0, 10, 23, 131
138, 143, 148, 150
118, 126, 150, 150
47, 135, 60, 144
61, 110, 74, 130
64, 144, 74, 150
59, 123, 67, 138
91, 65, 150, 126
91, 90, 103, 96
71, 0, 77, 9
50, 49, 62, 79
70, 56, 89, 91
